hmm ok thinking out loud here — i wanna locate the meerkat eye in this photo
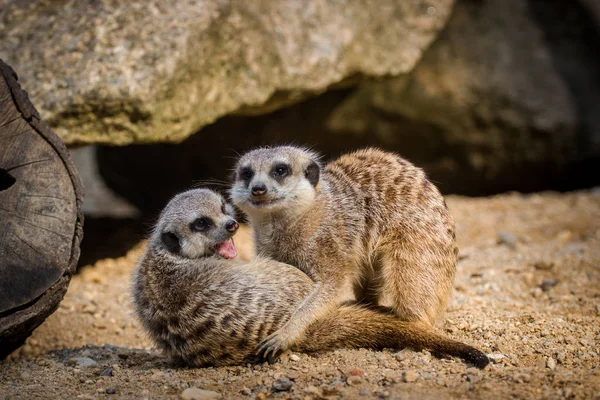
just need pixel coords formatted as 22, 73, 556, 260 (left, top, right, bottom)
273, 164, 290, 177
240, 167, 254, 181
190, 217, 213, 232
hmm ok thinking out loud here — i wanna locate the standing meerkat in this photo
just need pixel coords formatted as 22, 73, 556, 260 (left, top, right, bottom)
230, 147, 459, 360
132, 189, 488, 368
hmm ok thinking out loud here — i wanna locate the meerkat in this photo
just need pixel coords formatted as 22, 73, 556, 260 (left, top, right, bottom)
132, 188, 489, 368
230, 146, 460, 360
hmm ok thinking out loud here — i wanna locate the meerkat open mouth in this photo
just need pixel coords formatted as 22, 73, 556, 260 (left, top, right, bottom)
214, 239, 237, 259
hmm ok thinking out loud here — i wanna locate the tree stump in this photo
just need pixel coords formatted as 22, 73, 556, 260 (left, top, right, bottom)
0, 59, 84, 358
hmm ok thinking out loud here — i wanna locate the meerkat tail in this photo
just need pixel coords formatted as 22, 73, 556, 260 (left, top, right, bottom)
297, 304, 490, 369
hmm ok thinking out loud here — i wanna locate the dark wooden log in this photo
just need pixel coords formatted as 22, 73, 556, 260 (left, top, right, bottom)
0, 59, 84, 358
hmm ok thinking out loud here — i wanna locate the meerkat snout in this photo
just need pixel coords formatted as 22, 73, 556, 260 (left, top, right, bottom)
251, 183, 268, 197
225, 219, 240, 232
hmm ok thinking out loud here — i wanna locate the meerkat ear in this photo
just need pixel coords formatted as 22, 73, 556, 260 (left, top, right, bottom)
305, 160, 320, 187
161, 231, 181, 254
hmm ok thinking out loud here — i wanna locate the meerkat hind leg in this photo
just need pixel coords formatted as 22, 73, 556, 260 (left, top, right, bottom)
378, 234, 454, 327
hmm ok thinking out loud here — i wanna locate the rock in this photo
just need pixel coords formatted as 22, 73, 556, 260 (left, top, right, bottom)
487, 353, 506, 362
532, 288, 543, 298
403, 371, 419, 383
240, 387, 252, 396
100, 367, 114, 377
513, 373, 532, 383
67, 357, 97, 368
271, 377, 293, 392
289, 354, 301, 362
286, 371, 301, 381
558, 243, 586, 256
497, 231, 518, 249
181, 388, 220, 400
533, 261, 554, 271
106, 387, 117, 395
540, 278, 559, 292
0, 60, 84, 359
347, 376, 363, 386
0, 0, 454, 146
421, 372, 434, 380
547, 357, 557, 370
327, 0, 600, 195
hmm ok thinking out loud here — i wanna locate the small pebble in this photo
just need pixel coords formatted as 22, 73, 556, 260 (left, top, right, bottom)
322, 386, 341, 396
287, 371, 300, 380
497, 231, 517, 248
421, 372, 434, 380
106, 387, 117, 395
533, 261, 554, 270
100, 367, 113, 377
272, 377, 293, 392
181, 387, 220, 400
240, 387, 252, 396
540, 278, 558, 292
67, 357, 97, 368
547, 357, 557, 370
487, 353, 505, 362
289, 354, 301, 362
403, 371, 419, 383
347, 376, 363, 385
513, 373, 531, 383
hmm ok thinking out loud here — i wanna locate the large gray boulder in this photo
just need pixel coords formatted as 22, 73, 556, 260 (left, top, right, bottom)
0, 0, 454, 145
97, 0, 600, 209
326, 0, 600, 193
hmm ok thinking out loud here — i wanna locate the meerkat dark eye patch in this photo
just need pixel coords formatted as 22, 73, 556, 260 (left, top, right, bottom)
305, 161, 320, 187
161, 231, 181, 254
271, 163, 290, 180
190, 217, 213, 232
239, 167, 254, 183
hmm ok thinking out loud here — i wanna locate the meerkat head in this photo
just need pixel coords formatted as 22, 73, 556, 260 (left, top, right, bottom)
151, 188, 239, 259
230, 146, 321, 217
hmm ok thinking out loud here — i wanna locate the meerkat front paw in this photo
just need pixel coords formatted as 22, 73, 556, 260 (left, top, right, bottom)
256, 330, 294, 364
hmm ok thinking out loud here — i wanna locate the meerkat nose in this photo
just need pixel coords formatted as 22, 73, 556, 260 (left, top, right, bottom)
251, 183, 267, 196
225, 220, 239, 232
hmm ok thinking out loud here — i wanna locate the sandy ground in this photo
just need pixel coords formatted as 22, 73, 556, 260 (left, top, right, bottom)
1, 190, 599, 399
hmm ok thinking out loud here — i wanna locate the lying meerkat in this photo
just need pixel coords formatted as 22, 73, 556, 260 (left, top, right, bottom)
230, 147, 461, 360
132, 189, 489, 368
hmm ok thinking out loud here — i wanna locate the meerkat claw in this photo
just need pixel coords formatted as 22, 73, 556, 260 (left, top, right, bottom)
256, 333, 287, 363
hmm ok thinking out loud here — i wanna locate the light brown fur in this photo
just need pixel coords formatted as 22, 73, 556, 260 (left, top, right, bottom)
133, 189, 488, 368
231, 147, 458, 358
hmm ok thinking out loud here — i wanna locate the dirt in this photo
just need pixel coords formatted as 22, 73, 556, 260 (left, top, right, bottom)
1, 190, 600, 399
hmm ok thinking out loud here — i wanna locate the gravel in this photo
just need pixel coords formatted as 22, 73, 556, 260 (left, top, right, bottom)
1, 190, 599, 399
